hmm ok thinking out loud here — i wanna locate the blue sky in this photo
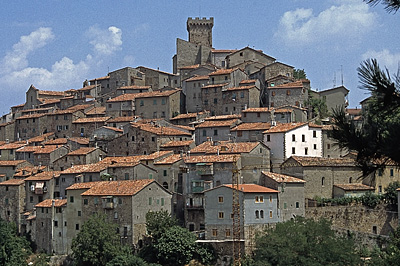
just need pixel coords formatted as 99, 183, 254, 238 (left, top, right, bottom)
0, 0, 399, 115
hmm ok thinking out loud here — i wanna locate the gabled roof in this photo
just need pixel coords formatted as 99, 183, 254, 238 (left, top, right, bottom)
190, 141, 263, 154
80, 179, 156, 196
261, 171, 306, 183
185, 75, 210, 82
223, 85, 257, 91
16, 145, 64, 154
231, 122, 272, 131
333, 183, 374, 191
263, 122, 307, 133
184, 154, 238, 164
100, 126, 123, 133
67, 147, 98, 156
131, 123, 192, 136
72, 117, 111, 124
209, 68, 236, 76
89, 76, 110, 82
195, 119, 238, 129
0, 143, 26, 150
160, 140, 194, 148
205, 114, 241, 121
27, 132, 55, 143
227, 47, 275, 61
43, 138, 68, 145
24, 171, 61, 181
202, 83, 229, 89
154, 154, 183, 165
242, 107, 293, 113
222, 184, 279, 193
35, 199, 67, 208
284, 156, 356, 167
85, 106, 106, 115
268, 79, 310, 89
107, 116, 137, 123
68, 137, 90, 145
0, 179, 25, 186
60, 163, 108, 174
107, 89, 180, 102
0, 160, 28, 166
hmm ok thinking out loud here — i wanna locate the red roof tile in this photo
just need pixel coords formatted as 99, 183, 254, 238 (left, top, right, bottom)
185, 75, 210, 82
67, 147, 97, 156
184, 154, 238, 163
81, 179, 154, 196
264, 122, 307, 133
231, 122, 272, 131
61, 163, 108, 174
72, 117, 111, 124
261, 171, 306, 183
223, 184, 279, 193
24, 171, 61, 181
190, 141, 261, 154
35, 199, 67, 208
195, 119, 238, 128
334, 184, 374, 191
0, 179, 25, 186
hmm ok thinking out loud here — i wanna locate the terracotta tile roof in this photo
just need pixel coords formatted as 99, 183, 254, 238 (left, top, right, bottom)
38, 90, 65, 96
0, 179, 25, 186
12, 103, 25, 108
287, 156, 356, 167
16, 146, 42, 153
118, 85, 151, 90
239, 79, 257, 84
269, 79, 309, 89
209, 68, 236, 76
16, 113, 46, 120
154, 154, 183, 165
24, 171, 61, 181
43, 138, 68, 145
195, 119, 238, 128
0, 160, 29, 167
173, 125, 195, 131
224, 85, 256, 91
77, 84, 99, 91
107, 89, 180, 102
160, 140, 194, 148
13, 166, 46, 177
131, 123, 192, 136
144, 151, 174, 160
346, 108, 362, 116
38, 98, 61, 105
231, 122, 272, 131
184, 154, 238, 164
61, 163, 108, 174
185, 75, 209, 82
35, 199, 67, 208
243, 107, 293, 114
211, 49, 237, 53
33, 145, 63, 154
107, 116, 137, 123
27, 132, 55, 143
81, 179, 154, 196
0, 143, 26, 150
264, 122, 307, 133
100, 156, 143, 165
67, 147, 97, 156
85, 106, 106, 115
89, 76, 110, 82
308, 123, 323, 128
334, 183, 374, 191
47, 109, 81, 115
66, 181, 101, 190
68, 137, 90, 145
179, 64, 200, 70
223, 184, 279, 193
190, 141, 261, 154
202, 83, 229, 89
205, 114, 241, 120
66, 104, 94, 111
261, 171, 306, 183
100, 126, 123, 133
170, 113, 198, 120
72, 117, 111, 124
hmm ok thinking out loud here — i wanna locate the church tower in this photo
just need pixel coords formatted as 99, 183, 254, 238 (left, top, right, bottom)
187, 17, 214, 48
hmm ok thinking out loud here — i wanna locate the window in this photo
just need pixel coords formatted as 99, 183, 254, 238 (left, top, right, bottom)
314, 144, 317, 150
218, 212, 224, 219
255, 210, 259, 219
212, 229, 218, 237
379, 185, 382, 193
149, 197, 152, 205
302, 134, 305, 142
286, 90, 291, 95
70, 196, 74, 203
292, 147, 296, 154
305, 147, 308, 155
78, 211, 81, 216
378, 169, 383, 176
161, 98, 166, 105
296, 202, 300, 208
204, 100, 208, 106
271, 91, 276, 96
327, 144, 331, 149
214, 98, 218, 104
260, 210, 264, 218
322, 177, 325, 186
313, 130, 317, 138
153, 99, 157, 105
269, 195, 272, 202
257, 112, 260, 118
284, 202, 287, 209
163, 170, 167, 176
237, 131, 242, 137
140, 100, 144, 106
269, 211, 273, 218
114, 212, 118, 219
225, 229, 231, 237
390, 168, 394, 176
153, 112, 157, 118
218, 196, 224, 203
202, 130, 207, 137
292, 134, 296, 141
240, 91, 244, 98
54, 221, 58, 227
266, 135, 271, 142
125, 173, 129, 180
255, 196, 264, 203
83, 199, 88, 205
151, 136, 155, 142
76, 224, 80, 230
214, 129, 218, 136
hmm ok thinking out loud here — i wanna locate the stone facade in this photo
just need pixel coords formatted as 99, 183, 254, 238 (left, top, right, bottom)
267, 79, 310, 108
226, 47, 275, 69
187, 17, 213, 47
0, 179, 25, 232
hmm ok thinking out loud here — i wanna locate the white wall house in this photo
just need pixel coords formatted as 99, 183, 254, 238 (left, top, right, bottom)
263, 122, 322, 171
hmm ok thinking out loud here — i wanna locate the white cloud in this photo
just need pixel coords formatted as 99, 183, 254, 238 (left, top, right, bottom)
362, 49, 400, 75
123, 55, 135, 66
88, 25, 122, 56
275, 0, 377, 46
1, 27, 54, 73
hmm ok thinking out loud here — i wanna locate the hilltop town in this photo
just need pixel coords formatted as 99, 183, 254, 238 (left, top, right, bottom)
0, 17, 397, 264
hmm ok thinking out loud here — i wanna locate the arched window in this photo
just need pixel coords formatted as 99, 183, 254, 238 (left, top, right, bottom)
260, 210, 264, 219
322, 177, 325, 186
162, 182, 168, 190
349, 177, 352, 183
255, 210, 259, 219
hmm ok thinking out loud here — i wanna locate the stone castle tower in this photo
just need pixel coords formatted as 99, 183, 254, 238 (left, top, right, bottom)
187, 17, 214, 48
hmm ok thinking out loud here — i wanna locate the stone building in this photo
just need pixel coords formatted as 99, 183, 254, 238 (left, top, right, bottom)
15, 113, 48, 140
25, 85, 66, 110
187, 17, 213, 47
0, 178, 25, 231
221, 85, 260, 115
89, 126, 124, 152
184, 75, 211, 113
169, 112, 209, 126
16, 145, 69, 167
314, 86, 349, 114
0, 142, 26, 161
321, 125, 348, 158
260, 171, 306, 221
116, 85, 152, 96
136, 66, 179, 90
47, 109, 86, 138
24, 171, 59, 211
281, 156, 363, 199
226, 47, 275, 69
0, 121, 15, 142
34, 199, 68, 254
241, 107, 294, 123
204, 184, 279, 253
362, 160, 400, 194
0, 160, 32, 180
67, 180, 172, 248
230, 122, 272, 142
267, 79, 310, 108
263, 122, 323, 171
159, 140, 195, 154
52, 147, 105, 171
195, 119, 240, 145
71, 117, 111, 138
108, 67, 146, 96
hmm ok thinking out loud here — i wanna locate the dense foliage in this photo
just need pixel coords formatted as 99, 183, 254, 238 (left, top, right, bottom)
0, 219, 31, 266
293, 68, 307, 80
332, 59, 400, 175
139, 210, 216, 266
365, 0, 400, 13
251, 217, 360, 266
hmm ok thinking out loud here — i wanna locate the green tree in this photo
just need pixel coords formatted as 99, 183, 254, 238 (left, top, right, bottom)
71, 213, 123, 266
365, 0, 400, 13
305, 94, 329, 123
332, 59, 400, 175
252, 217, 360, 266
293, 68, 307, 80
384, 181, 400, 206
368, 226, 400, 265
107, 252, 159, 266
0, 218, 31, 266
145, 210, 177, 239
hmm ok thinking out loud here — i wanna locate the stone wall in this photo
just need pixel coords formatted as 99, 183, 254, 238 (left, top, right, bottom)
306, 204, 398, 247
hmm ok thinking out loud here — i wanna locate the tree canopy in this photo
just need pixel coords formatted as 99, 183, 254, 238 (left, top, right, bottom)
332, 59, 400, 175
365, 0, 400, 13
294, 69, 307, 80
251, 217, 360, 266
0, 219, 31, 266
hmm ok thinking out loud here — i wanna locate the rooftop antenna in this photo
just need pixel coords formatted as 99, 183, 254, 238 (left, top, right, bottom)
333, 71, 336, 88
341, 65, 344, 86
